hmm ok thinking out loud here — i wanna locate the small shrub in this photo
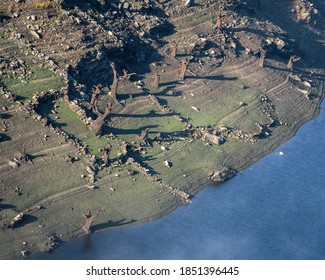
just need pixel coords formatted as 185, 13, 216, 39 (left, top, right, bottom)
35, 2, 54, 9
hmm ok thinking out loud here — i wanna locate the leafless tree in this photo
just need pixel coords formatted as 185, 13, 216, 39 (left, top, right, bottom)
91, 102, 113, 136
153, 64, 160, 89
89, 85, 102, 113
259, 48, 266, 68
216, 14, 226, 30
139, 128, 150, 146
287, 55, 300, 70
82, 210, 100, 234
171, 41, 179, 59
110, 62, 119, 101
179, 58, 189, 81
102, 143, 112, 167
18, 145, 31, 163
110, 63, 134, 101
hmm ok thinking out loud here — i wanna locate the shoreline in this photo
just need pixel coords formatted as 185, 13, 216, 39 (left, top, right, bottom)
32, 92, 325, 259
31, 92, 324, 259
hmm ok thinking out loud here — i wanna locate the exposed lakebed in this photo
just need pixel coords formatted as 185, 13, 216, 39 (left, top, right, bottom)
35, 101, 325, 260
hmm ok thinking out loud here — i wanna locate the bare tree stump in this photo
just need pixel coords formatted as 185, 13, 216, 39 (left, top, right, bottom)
179, 58, 189, 81
82, 210, 100, 234
102, 143, 112, 167
89, 85, 102, 113
91, 102, 113, 136
139, 128, 150, 146
259, 48, 266, 68
171, 41, 178, 59
153, 65, 160, 89
110, 62, 119, 101
216, 14, 226, 30
287, 55, 301, 70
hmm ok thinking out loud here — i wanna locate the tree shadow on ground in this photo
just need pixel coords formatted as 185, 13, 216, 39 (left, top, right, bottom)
186, 75, 238, 81
92, 219, 137, 233
11, 214, 38, 229
0, 113, 12, 119
0, 133, 11, 142
0, 199, 16, 210
110, 110, 175, 119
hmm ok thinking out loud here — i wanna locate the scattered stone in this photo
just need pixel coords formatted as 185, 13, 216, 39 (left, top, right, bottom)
8, 160, 19, 169
302, 81, 312, 88
202, 132, 224, 145
164, 160, 171, 168
21, 250, 29, 257
128, 170, 136, 176
30, 30, 41, 40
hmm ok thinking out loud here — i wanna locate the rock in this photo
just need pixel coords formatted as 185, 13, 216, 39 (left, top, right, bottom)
210, 167, 237, 182
164, 160, 171, 167
21, 250, 29, 257
202, 133, 224, 145
9, 160, 19, 169
191, 106, 200, 112
10, 213, 24, 227
123, 2, 130, 10
86, 166, 95, 175
231, 42, 237, 49
302, 81, 312, 88
30, 30, 41, 40
184, 0, 193, 7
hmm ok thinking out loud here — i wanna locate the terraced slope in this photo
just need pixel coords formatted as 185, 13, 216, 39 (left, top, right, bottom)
0, 0, 324, 259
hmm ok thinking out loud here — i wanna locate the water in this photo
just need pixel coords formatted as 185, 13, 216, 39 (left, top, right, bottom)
37, 105, 325, 260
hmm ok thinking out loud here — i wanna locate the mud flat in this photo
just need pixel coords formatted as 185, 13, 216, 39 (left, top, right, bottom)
0, 0, 324, 259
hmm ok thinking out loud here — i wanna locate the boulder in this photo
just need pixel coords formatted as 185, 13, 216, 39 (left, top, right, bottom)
210, 167, 237, 182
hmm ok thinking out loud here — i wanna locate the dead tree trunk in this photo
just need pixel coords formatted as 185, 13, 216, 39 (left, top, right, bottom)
139, 128, 150, 146
153, 66, 160, 89
18, 145, 31, 163
91, 102, 113, 136
171, 41, 178, 59
110, 62, 119, 101
216, 14, 226, 30
82, 210, 100, 235
259, 48, 266, 68
287, 55, 300, 70
179, 58, 189, 81
89, 85, 102, 113
102, 143, 112, 167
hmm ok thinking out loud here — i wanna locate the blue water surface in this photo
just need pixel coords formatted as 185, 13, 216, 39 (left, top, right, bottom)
38, 104, 325, 260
